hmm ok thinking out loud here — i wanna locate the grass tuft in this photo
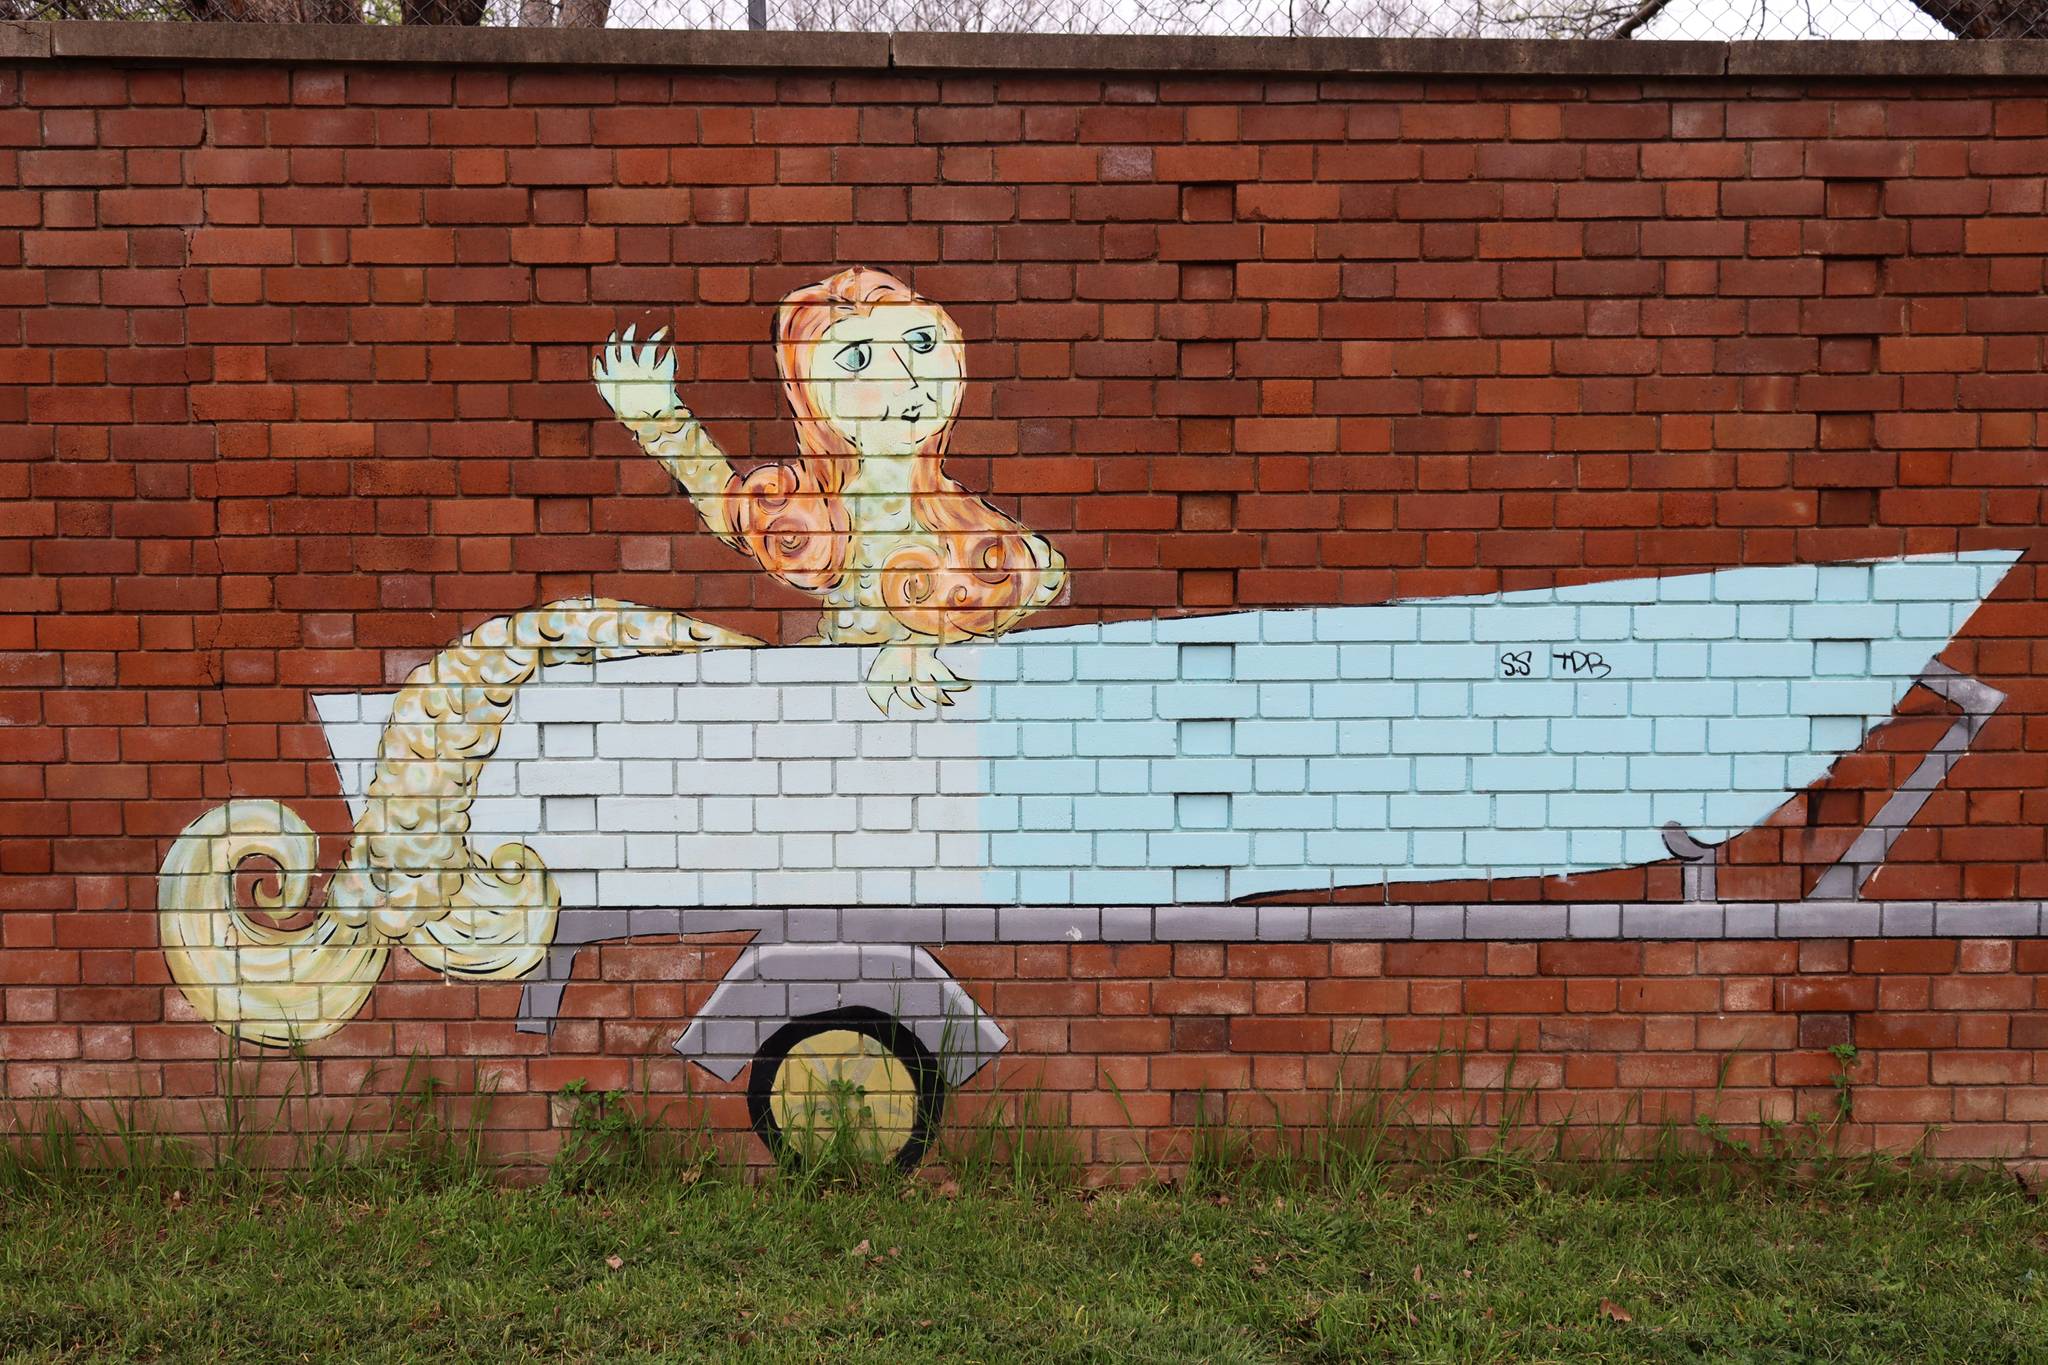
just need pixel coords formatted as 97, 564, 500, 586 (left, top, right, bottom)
549, 1077, 724, 1195
938, 1065, 1084, 1194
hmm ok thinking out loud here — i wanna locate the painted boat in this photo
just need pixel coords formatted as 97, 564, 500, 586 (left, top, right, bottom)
313, 549, 2021, 910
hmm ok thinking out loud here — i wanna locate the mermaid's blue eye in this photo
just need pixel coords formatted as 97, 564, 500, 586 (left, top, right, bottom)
905, 327, 937, 355
833, 342, 872, 373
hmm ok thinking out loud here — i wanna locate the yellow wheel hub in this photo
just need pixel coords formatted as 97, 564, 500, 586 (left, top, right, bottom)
767, 1028, 918, 1160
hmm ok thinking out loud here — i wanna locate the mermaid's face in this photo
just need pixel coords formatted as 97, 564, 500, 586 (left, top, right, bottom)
808, 303, 961, 454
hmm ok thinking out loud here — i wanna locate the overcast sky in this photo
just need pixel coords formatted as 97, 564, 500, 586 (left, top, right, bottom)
1634, 0, 1949, 39
597, 0, 1955, 36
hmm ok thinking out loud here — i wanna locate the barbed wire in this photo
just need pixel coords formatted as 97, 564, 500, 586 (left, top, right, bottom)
0, 0, 2006, 45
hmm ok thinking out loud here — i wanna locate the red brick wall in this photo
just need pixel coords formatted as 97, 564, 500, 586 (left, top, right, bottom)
5, 51, 2048, 1168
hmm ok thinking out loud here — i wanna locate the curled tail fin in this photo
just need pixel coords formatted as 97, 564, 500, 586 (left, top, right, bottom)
157, 799, 386, 1048
158, 600, 761, 1045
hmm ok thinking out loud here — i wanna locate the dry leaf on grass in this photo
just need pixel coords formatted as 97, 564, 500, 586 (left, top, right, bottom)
604, 1255, 624, 1271
1599, 1299, 1633, 1324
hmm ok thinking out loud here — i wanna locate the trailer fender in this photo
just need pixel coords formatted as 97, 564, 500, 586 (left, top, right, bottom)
672, 944, 1008, 1085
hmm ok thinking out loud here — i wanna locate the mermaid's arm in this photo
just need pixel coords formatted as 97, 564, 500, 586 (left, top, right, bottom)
592, 328, 743, 548
638, 412, 745, 549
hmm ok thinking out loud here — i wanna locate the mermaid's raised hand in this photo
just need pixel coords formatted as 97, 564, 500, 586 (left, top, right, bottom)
592, 325, 684, 424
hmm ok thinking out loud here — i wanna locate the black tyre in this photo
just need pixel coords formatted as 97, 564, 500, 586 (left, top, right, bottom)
746, 1007, 945, 1170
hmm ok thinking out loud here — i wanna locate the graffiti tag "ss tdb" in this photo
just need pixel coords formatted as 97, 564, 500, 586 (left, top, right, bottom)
1499, 649, 1614, 679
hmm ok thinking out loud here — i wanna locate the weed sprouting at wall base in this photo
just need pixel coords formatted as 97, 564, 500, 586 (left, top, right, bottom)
939, 1067, 1084, 1193
0, 1046, 2000, 1204
0, 987, 1999, 1200
0, 1051, 509, 1200
549, 1077, 724, 1193
1146, 1035, 1973, 1201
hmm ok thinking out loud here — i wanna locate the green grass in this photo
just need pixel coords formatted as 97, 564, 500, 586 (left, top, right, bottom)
2, 1055, 2044, 1361
1, 1167, 2043, 1362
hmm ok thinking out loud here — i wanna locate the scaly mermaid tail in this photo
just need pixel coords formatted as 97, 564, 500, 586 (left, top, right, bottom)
158, 600, 761, 1046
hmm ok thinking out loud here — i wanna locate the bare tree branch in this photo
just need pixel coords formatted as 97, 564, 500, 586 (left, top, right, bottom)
1611, 0, 1674, 36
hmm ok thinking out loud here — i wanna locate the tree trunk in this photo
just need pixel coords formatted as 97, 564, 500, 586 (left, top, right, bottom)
558, 0, 605, 26
401, 0, 487, 22
184, 0, 365, 16
1906, 0, 2048, 35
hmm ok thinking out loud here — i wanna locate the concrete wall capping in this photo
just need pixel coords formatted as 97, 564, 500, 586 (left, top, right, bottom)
6, 19, 2048, 79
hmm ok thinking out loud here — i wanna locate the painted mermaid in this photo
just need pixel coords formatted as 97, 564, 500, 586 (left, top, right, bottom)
594, 266, 1064, 712
159, 268, 1064, 1043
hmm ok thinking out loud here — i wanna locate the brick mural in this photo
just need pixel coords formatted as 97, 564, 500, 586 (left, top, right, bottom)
6, 37, 2048, 1169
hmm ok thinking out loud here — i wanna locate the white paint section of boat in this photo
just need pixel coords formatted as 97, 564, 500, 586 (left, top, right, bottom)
312, 549, 2022, 909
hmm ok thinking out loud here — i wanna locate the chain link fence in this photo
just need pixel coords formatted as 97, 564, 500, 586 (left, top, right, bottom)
0, 0, 2022, 53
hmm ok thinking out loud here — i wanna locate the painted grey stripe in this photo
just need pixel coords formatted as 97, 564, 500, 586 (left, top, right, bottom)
547, 899, 2047, 949
520, 898, 2046, 1032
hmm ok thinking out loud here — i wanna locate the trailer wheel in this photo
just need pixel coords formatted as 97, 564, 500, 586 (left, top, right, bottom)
746, 1008, 944, 1170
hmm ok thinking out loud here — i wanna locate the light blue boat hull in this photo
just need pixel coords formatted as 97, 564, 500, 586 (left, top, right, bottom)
316, 549, 2022, 908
